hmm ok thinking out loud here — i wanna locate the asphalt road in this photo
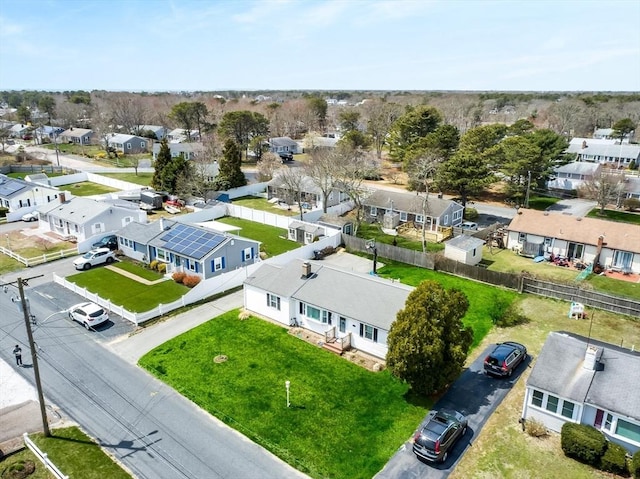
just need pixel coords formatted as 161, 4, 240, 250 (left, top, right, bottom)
0, 281, 307, 479
374, 347, 530, 479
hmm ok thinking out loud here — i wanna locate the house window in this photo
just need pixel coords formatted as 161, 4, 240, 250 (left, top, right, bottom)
127, 143, 131, 150
304, 232, 314, 243
615, 419, 640, 443
453, 210, 462, 220
531, 390, 544, 407
545, 395, 559, 413
157, 249, 167, 261
122, 216, 133, 226
359, 323, 378, 342
91, 222, 104, 234
322, 310, 332, 325
141, 141, 146, 148
400, 212, 408, 222
518, 232, 526, 243
242, 247, 253, 261
288, 228, 296, 240
444, 214, 449, 225
613, 250, 632, 269
544, 237, 552, 247
306, 305, 320, 321
604, 413, 613, 431
370, 206, 377, 216
415, 215, 424, 224
267, 293, 281, 310
212, 256, 225, 271
188, 259, 196, 271
561, 400, 575, 419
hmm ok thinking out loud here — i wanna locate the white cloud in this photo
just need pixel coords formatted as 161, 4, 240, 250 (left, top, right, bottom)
0, 16, 24, 37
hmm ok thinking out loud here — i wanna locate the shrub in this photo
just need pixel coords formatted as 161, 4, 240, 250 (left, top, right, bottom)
525, 418, 548, 438
157, 263, 166, 274
496, 303, 530, 327
561, 423, 607, 466
623, 198, 640, 211
0, 206, 8, 218
172, 271, 186, 283
600, 441, 628, 475
149, 260, 159, 271
464, 207, 479, 220
631, 449, 640, 479
183, 274, 201, 288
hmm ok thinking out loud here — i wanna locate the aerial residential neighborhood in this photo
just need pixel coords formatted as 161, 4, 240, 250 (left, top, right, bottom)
1, 1, 639, 479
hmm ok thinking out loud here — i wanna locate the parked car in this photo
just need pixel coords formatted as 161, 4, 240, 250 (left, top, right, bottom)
21, 212, 39, 222
484, 341, 527, 377
461, 221, 478, 230
68, 302, 109, 330
73, 248, 116, 270
413, 409, 468, 463
92, 234, 118, 251
278, 152, 293, 162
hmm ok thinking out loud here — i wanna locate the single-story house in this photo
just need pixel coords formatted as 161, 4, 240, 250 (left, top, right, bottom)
593, 128, 633, 143
505, 209, 639, 274
287, 220, 325, 244
624, 177, 640, 200
522, 331, 640, 454
268, 137, 301, 155
167, 128, 200, 143
134, 125, 167, 140
9, 124, 30, 138
243, 259, 413, 359
36, 193, 147, 251
0, 174, 61, 220
267, 173, 350, 211
24, 173, 51, 186
566, 140, 640, 168
60, 128, 93, 145
444, 234, 485, 266
116, 218, 260, 280
363, 189, 464, 237
547, 162, 602, 191
34, 125, 64, 143
152, 142, 206, 161
103, 133, 148, 154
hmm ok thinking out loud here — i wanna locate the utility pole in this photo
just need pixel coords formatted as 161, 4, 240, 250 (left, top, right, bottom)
524, 171, 532, 208
13, 276, 50, 436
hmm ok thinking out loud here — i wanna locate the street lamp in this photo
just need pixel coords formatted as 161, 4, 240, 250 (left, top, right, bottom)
365, 239, 377, 275
285, 380, 290, 408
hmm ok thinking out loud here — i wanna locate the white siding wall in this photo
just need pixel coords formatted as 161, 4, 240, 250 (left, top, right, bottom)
244, 285, 291, 326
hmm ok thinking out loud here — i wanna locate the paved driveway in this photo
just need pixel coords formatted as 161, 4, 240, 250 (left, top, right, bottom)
544, 198, 597, 217
375, 346, 531, 479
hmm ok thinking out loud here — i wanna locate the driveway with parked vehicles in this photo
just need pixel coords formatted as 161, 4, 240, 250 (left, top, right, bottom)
375, 344, 530, 479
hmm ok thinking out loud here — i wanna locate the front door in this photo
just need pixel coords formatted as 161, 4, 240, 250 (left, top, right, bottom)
339, 317, 346, 334
594, 409, 604, 429
567, 243, 584, 260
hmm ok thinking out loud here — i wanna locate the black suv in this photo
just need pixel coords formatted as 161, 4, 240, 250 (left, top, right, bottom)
413, 409, 467, 463
92, 234, 118, 251
484, 341, 527, 377
278, 151, 293, 162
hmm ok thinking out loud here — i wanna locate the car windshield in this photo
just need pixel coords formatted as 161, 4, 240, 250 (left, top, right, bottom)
82, 252, 94, 259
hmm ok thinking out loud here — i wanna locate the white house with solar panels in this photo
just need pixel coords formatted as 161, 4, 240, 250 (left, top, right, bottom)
0, 174, 62, 221
116, 218, 261, 280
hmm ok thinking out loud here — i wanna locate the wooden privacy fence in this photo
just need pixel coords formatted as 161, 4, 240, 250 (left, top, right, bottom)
342, 234, 640, 317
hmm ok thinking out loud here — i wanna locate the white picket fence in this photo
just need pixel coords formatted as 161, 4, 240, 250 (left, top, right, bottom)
23, 433, 68, 479
0, 246, 78, 267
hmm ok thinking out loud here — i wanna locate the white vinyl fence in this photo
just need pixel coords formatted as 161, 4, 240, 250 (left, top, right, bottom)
23, 433, 68, 479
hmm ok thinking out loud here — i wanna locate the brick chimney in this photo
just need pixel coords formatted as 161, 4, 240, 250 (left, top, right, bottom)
302, 261, 311, 279
59, 192, 66, 203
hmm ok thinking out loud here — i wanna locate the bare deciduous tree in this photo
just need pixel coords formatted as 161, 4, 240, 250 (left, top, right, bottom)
407, 151, 443, 252
304, 148, 339, 213
256, 152, 282, 181
111, 95, 148, 134
362, 99, 402, 159
274, 167, 307, 220
579, 171, 626, 214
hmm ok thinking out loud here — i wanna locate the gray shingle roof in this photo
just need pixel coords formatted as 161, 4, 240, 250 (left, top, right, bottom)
446, 235, 485, 251
245, 259, 412, 330
364, 189, 461, 217
527, 331, 640, 419
0, 174, 34, 198
38, 196, 110, 221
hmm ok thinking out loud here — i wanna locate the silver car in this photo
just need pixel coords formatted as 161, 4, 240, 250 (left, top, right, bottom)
68, 302, 109, 330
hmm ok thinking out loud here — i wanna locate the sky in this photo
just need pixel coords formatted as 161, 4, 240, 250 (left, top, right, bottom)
0, 0, 639, 92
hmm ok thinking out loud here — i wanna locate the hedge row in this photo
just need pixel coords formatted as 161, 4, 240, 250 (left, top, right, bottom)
561, 422, 633, 475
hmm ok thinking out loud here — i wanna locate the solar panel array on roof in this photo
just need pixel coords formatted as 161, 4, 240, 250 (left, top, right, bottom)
160, 223, 226, 259
0, 177, 27, 197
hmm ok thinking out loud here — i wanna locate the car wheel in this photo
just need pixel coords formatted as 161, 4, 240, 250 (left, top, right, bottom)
68, 313, 73, 321
462, 426, 467, 436
84, 321, 90, 330
83, 263, 91, 270
106, 257, 114, 264
508, 368, 513, 377
441, 451, 448, 463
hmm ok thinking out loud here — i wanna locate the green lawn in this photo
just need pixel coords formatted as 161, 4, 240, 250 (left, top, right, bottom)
375, 259, 517, 347
140, 310, 429, 479
216, 216, 300, 257
65, 181, 120, 196
111, 260, 164, 281
0, 426, 131, 479
232, 196, 299, 216
66, 268, 188, 311
99, 172, 154, 186
357, 222, 445, 253
528, 195, 561, 210
587, 208, 640, 225
7, 172, 65, 179
0, 254, 23, 275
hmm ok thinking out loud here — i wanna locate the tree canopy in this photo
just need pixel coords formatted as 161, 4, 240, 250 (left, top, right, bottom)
387, 105, 443, 164
387, 280, 473, 396
218, 110, 269, 156
214, 139, 247, 190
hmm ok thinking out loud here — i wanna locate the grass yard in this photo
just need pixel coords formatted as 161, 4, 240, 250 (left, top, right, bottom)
111, 260, 164, 281
587, 208, 640, 225
65, 181, 120, 196
66, 268, 188, 311
357, 222, 445, 253
450, 294, 640, 479
139, 310, 429, 479
0, 254, 23, 275
99, 172, 153, 186
7, 171, 65, 179
526, 195, 561, 211
482, 246, 640, 299
0, 426, 131, 479
374, 259, 517, 347
232, 196, 299, 217
216, 216, 300, 257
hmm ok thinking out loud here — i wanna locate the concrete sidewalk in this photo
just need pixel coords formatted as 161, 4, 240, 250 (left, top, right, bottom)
107, 290, 244, 364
